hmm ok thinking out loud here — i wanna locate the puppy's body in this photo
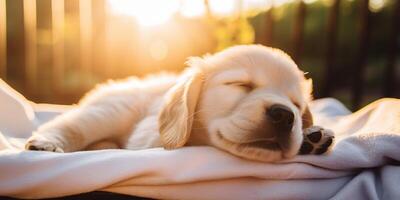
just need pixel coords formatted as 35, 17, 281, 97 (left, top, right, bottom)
32, 75, 177, 152
26, 45, 334, 162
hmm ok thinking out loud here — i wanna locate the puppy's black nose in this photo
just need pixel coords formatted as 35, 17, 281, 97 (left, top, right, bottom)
267, 104, 294, 133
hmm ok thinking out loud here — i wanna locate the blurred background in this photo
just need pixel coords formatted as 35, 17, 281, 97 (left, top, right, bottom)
0, 0, 398, 110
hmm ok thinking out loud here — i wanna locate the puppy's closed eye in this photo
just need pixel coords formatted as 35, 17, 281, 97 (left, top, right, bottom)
224, 82, 254, 91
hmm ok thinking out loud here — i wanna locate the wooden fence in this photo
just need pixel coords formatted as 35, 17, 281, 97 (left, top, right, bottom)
0, 0, 399, 109
261, 0, 399, 109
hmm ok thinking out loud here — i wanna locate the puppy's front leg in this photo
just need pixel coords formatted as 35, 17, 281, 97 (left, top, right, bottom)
26, 108, 104, 152
26, 89, 145, 152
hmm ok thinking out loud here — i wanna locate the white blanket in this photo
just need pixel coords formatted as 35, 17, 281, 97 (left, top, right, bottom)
0, 79, 399, 200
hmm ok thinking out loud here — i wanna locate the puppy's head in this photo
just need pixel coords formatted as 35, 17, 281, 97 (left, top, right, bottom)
159, 45, 313, 162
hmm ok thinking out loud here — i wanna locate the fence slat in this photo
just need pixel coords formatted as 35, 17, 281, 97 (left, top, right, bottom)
352, 0, 371, 109
52, 0, 65, 92
264, 5, 274, 46
383, 0, 400, 97
6, 0, 25, 88
0, 0, 6, 80
79, 0, 92, 87
292, 0, 306, 64
321, 0, 340, 97
23, 0, 37, 92
91, 0, 106, 80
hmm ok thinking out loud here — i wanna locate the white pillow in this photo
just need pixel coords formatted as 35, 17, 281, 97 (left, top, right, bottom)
0, 79, 36, 138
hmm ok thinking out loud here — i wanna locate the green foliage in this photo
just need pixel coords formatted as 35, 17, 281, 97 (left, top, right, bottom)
213, 16, 255, 51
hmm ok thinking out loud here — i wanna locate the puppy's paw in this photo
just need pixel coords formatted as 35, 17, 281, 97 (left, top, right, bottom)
299, 126, 334, 155
25, 135, 64, 153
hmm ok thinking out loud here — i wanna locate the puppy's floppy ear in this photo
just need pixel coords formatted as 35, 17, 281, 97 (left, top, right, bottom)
158, 64, 204, 149
301, 78, 313, 129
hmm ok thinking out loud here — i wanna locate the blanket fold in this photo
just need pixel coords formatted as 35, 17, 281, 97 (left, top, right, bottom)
0, 80, 399, 200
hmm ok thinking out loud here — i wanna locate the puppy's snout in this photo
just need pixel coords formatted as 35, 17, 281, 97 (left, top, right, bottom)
267, 104, 294, 133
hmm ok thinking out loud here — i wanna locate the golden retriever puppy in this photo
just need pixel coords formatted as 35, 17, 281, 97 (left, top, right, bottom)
25, 45, 334, 162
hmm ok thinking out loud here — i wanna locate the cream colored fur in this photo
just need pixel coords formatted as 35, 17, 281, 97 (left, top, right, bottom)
25, 45, 313, 162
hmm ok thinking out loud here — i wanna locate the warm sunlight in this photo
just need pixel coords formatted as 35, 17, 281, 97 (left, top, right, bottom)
108, 0, 180, 27
107, 0, 295, 27
209, 0, 236, 15
180, 0, 206, 18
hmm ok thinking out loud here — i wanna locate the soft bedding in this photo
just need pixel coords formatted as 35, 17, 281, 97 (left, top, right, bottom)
0, 79, 399, 200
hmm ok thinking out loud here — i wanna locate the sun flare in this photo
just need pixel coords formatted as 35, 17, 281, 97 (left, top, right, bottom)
108, 0, 180, 27
107, 0, 295, 27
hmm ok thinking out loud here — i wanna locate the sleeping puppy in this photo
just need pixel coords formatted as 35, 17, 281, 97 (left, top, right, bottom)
25, 45, 334, 162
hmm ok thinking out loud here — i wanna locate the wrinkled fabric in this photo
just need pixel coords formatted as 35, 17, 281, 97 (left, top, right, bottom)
0, 79, 399, 200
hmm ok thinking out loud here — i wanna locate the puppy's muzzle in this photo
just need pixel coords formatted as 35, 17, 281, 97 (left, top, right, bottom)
267, 104, 294, 134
